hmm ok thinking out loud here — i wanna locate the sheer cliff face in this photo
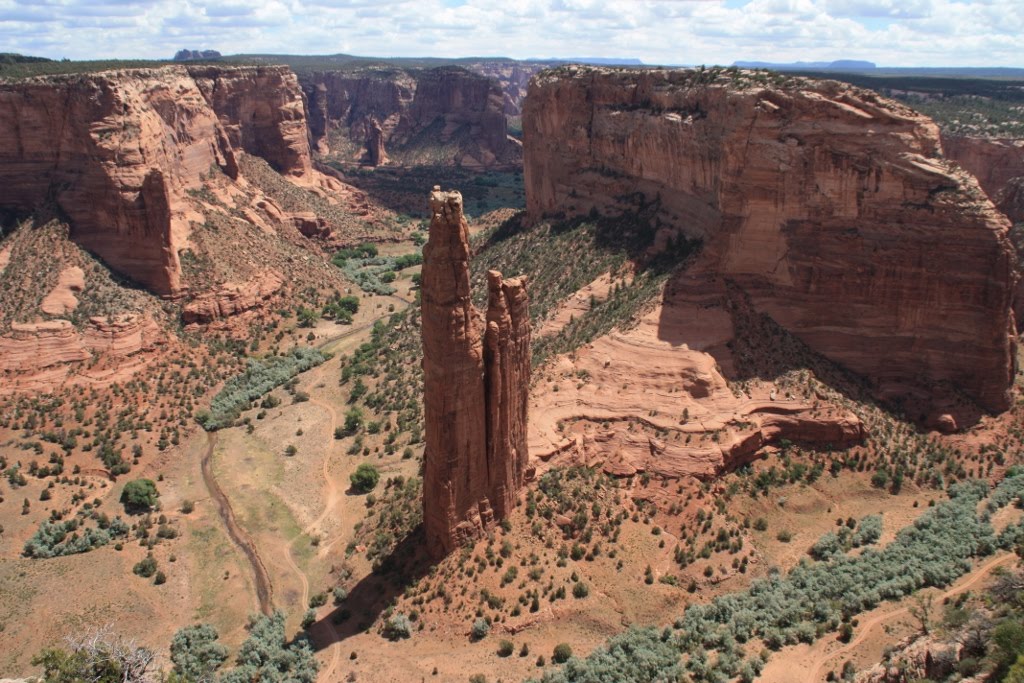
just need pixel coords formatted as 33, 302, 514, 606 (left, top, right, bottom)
0, 65, 313, 295
421, 187, 530, 557
942, 135, 1024, 224
523, 66, 1017, 414
188, 66, 313, 181
301, 67, 520, 168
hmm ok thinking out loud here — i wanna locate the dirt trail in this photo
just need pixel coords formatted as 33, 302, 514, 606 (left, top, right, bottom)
282, 542, 310, 608
304, 396, 340, 539
201, 431, 275, 615
803, 552, 1015, 682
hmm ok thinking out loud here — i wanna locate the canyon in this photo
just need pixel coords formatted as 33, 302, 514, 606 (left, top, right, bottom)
0, 64, 318, 296
2, 55, 1024, 683
300, 66, 521, 169
421, 186, 531, 557
523, 66, 1018, 420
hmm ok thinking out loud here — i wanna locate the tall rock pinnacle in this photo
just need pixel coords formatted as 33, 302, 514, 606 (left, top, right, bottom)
421, 186, 531, 558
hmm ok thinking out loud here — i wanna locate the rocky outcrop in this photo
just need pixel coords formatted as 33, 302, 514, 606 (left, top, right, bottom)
0, 314, 165, 392
182, 270, 285, 324
40, 266, 85, 315
523, 66, 1017, 416
0, 65, 314, 295
529, 297, 865, 480
300, 66, 521, 168
484, 271, 531, 519
421, 187, 531, 557
1002, 177, 1024, 225
365, 118, 389, 166
942, 135, 1024, 223
856, 634, 960, 683
187, 65, 313, 181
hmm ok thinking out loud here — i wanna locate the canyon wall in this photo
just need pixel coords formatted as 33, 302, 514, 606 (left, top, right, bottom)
300, 66, 520, 168
421, 187, 530, 557
0, 65, 313, 295
942, 135, 1024, 223
523, 66, 1017, 415
467, 62, 545, 117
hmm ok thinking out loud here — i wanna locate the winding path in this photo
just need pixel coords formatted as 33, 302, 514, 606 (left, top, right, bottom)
201, 431, 275, 615
803, 552, 1016, 682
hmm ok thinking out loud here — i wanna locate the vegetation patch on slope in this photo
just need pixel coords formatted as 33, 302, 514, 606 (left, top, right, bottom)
199, 347, 330, 431
536, 470, 1024, 683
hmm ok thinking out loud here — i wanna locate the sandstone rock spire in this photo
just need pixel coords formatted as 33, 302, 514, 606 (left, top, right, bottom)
421, 186, 530, 558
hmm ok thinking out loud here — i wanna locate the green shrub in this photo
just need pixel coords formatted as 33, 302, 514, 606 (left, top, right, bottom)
852, 515, 883, 547
23, 516, 128, 558
497, 640, 514, 657
471, 618, 490, 641
171, 624, 228, 681
552, 643, 573, 664
120, 479, 158, 513
133, 555, 158, 578
227, 611, 318, 683
383, 613, 412, 641
531, 628, 679, 682
350, 463, 380, 493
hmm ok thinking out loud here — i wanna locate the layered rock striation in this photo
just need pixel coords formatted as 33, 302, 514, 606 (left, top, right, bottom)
467, 61, 546, 117
421, 186, 531, 557
942, 135, 1024, 223
301, 66, 520, 168
523, 66, 1017, 415
0, 65, 314, 295
0, 314, 166, 393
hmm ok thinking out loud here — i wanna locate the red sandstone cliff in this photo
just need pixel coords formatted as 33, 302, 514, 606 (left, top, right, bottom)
484, 271, 531, 519
187, 66, 314, 182
942, 135, 1024, 223
467, 62, 545, 117
301, 66, 521, 168
421, 187, 530, 557
523, 66, 1017, 416
0, 65, 314, 295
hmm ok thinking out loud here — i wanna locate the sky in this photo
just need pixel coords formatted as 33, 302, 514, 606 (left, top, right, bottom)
0, 0, 1021, 67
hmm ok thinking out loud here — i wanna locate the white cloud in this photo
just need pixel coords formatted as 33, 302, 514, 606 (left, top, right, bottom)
0, 0, 1019, 66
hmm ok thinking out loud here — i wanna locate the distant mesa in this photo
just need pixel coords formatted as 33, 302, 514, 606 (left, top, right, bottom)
733, 59, 876, 71
173, 49, 223, 61
550, 57, 644, 66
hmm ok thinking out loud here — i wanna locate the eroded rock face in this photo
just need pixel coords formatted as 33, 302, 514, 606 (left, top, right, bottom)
0, 65, 313, 295
523, 66, 1017, 415
182, 271, 285, 324
187, 65, 313, 181
0, 314, 165, 393
301, 66, 520, 168
421, 187, 530, 557
484, 271, 531, 519
942, 135, 1024, 223
528, 297, 865, 480
467, 62, 545, 117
